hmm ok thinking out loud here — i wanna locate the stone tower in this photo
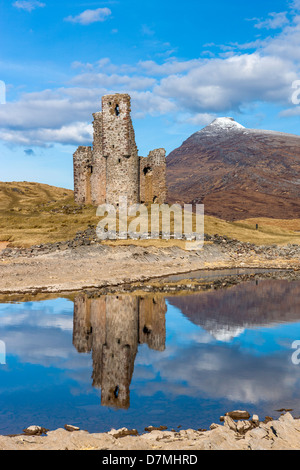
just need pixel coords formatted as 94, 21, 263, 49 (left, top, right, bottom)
73, 93, 167, 206
102, 94, 140, 205
73, 293, 167, 409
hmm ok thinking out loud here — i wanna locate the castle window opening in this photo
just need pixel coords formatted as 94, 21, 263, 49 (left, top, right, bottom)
115, 104, 120, 116
143, 166, 152, 176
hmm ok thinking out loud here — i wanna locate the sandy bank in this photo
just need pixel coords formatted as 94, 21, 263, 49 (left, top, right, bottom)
0, 237, 300, 295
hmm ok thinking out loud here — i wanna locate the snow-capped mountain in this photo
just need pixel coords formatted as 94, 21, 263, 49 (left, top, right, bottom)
166, 118, 300, 220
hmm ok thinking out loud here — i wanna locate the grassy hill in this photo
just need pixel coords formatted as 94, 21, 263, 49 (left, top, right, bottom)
0, 182, 97, 247
0, 181, 300, 247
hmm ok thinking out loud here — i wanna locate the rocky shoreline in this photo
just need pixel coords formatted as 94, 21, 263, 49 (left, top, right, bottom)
1, 232, 300, 451
2, 228, 300, 261
0, 228, 300, 296
1, 411, 300, 450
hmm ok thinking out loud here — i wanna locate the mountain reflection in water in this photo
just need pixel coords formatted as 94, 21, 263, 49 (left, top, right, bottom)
72, 279, 300, 411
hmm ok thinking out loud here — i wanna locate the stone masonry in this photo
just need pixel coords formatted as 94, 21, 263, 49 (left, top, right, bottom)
73, 93, 167, 206
73, 293, 167, 409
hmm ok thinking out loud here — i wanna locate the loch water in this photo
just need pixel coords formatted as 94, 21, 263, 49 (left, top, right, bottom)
0, 277, 300, 435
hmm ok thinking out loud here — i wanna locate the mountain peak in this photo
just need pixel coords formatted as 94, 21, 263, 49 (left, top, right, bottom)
204, 117, 245, 132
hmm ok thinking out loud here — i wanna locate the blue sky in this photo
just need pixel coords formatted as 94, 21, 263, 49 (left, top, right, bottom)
1, 0, 300, 189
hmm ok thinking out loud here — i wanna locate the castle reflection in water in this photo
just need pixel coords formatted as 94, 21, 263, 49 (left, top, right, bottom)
72, 279, 300, 410
73, 294, 167, 409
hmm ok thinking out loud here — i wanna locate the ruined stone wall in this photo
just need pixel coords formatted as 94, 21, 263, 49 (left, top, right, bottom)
101, 295, 139, 409
140, 149, 167, 204
73, 294, 92, 353
73, 147, 93, 205
139, 295, 167, 351
89, 297, 107, 389
73, 93, 167, 208
102, 94, 140, 205
90, 112, 106, 206
72, 293, 167, 409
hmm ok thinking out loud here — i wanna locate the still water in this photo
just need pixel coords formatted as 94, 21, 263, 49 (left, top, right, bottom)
0, 278, 300, 435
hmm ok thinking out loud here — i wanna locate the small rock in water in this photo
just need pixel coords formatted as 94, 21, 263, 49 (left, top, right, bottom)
64, 425, 80, 432
145, 425, 168, 432
225, 410, 251, 420
23, 425, 48, 435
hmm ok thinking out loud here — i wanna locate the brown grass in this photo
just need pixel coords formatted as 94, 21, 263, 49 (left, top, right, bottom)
0, 182, 300, 248
0, 182, 98, 247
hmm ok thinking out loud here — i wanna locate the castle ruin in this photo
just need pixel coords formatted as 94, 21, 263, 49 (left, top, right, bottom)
73, 293, 167, 409
73, 93, 167, 206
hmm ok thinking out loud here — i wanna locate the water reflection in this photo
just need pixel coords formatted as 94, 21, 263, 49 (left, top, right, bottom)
167, 279, 300, 341
1, 278, 300, 434
73, 294, 167, 409
71, 279, 300, 411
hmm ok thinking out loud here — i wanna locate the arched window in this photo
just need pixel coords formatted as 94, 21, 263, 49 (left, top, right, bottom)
115, 104, 120, 116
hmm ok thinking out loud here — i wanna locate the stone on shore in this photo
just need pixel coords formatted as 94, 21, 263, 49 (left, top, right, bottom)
1, 413, 300, 450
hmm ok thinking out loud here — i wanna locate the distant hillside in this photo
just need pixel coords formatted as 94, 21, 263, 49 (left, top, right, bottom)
166, 118, 300, 221
0, 181, 73, 211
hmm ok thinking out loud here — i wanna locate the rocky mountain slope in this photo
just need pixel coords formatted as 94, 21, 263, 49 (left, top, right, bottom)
166, 118, 300, 220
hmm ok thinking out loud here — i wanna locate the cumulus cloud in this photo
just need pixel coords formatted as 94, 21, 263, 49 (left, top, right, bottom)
2, 2, 300, 148
65, 8, 112, 25
0, 122, 93, 147
0, 83, 175, 145
12, 1, 45, 12
155, 53, 297, 113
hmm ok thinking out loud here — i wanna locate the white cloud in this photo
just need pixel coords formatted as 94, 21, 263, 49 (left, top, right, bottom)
155, 53, 297, 113
0, 122, 93, 147
65, 7, 111, 25
12, 1, 45, 12
186, 113, 217, 126
291, 0, 300, 10
0, 84, 175, 145
250, 12, 289, 30
262, 15, 300, 61
3, 1, 300, 148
